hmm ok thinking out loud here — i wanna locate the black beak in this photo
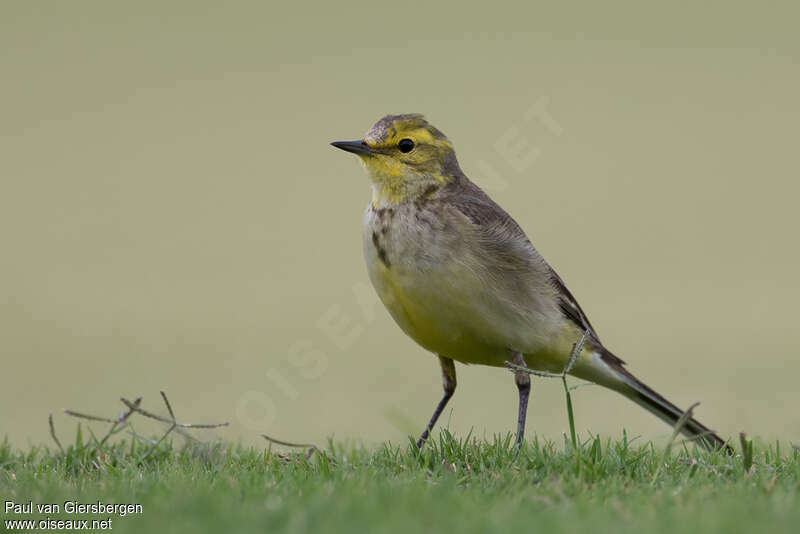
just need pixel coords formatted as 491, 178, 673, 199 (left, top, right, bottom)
331, 139, 375, 156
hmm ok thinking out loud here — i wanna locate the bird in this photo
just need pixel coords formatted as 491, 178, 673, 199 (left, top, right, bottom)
331, 113, 729, 452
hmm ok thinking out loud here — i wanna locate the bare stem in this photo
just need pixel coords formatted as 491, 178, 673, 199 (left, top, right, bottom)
120, 397, 229, 429
262, 434, 320, 460
48, 413, 64, 453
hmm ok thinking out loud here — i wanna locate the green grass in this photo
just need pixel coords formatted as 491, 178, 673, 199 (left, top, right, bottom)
1, 430, 799, 534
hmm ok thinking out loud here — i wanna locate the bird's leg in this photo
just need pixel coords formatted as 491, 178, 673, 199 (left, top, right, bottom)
510, 350, 531, 452
416, 355, 456, 449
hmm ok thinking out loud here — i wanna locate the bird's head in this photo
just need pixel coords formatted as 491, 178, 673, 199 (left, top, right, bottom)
332, 114, 463, 205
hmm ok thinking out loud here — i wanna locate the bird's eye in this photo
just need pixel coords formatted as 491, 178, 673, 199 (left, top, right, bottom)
398, 138, 415, 153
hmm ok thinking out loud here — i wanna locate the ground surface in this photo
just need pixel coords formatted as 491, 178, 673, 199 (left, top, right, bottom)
1, 430, 798, 534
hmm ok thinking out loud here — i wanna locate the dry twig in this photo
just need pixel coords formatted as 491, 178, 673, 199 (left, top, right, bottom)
56, 392, 229, 457
262, 434, 320, 460
48, 413, 63, 453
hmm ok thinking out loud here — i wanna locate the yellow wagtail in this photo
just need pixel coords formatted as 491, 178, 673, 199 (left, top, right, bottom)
332, 114, 728, 451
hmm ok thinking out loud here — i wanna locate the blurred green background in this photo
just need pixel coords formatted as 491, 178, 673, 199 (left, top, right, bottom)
2, 1, 798, 449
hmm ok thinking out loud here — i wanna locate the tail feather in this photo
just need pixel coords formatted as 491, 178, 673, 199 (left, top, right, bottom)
588, 347, 732, 454
622, 375, 732, 453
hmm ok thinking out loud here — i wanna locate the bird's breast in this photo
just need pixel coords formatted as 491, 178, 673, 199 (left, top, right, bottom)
362, 203, 506, 364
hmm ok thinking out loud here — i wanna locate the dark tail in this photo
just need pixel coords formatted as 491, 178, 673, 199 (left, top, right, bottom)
586, 347, 732, 454
620, 371, 732, 454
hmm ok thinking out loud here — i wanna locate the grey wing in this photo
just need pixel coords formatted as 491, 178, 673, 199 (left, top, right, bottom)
442, 179, 602, 343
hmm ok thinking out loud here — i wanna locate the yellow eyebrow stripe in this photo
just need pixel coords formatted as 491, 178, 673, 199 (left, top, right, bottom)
376, 126, 450, 149
402, 128, 434, 144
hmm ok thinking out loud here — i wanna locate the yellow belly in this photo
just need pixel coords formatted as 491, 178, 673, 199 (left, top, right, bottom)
369, 263, 591, 376
368, 259, 510, 366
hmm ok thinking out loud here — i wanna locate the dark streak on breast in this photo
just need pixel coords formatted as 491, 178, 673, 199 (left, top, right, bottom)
422, 184, 439, 198
372, 231, 390, 268
375, 207, 394, 221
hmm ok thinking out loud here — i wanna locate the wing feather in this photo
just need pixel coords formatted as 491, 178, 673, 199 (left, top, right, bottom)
441, 179, 601, 342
